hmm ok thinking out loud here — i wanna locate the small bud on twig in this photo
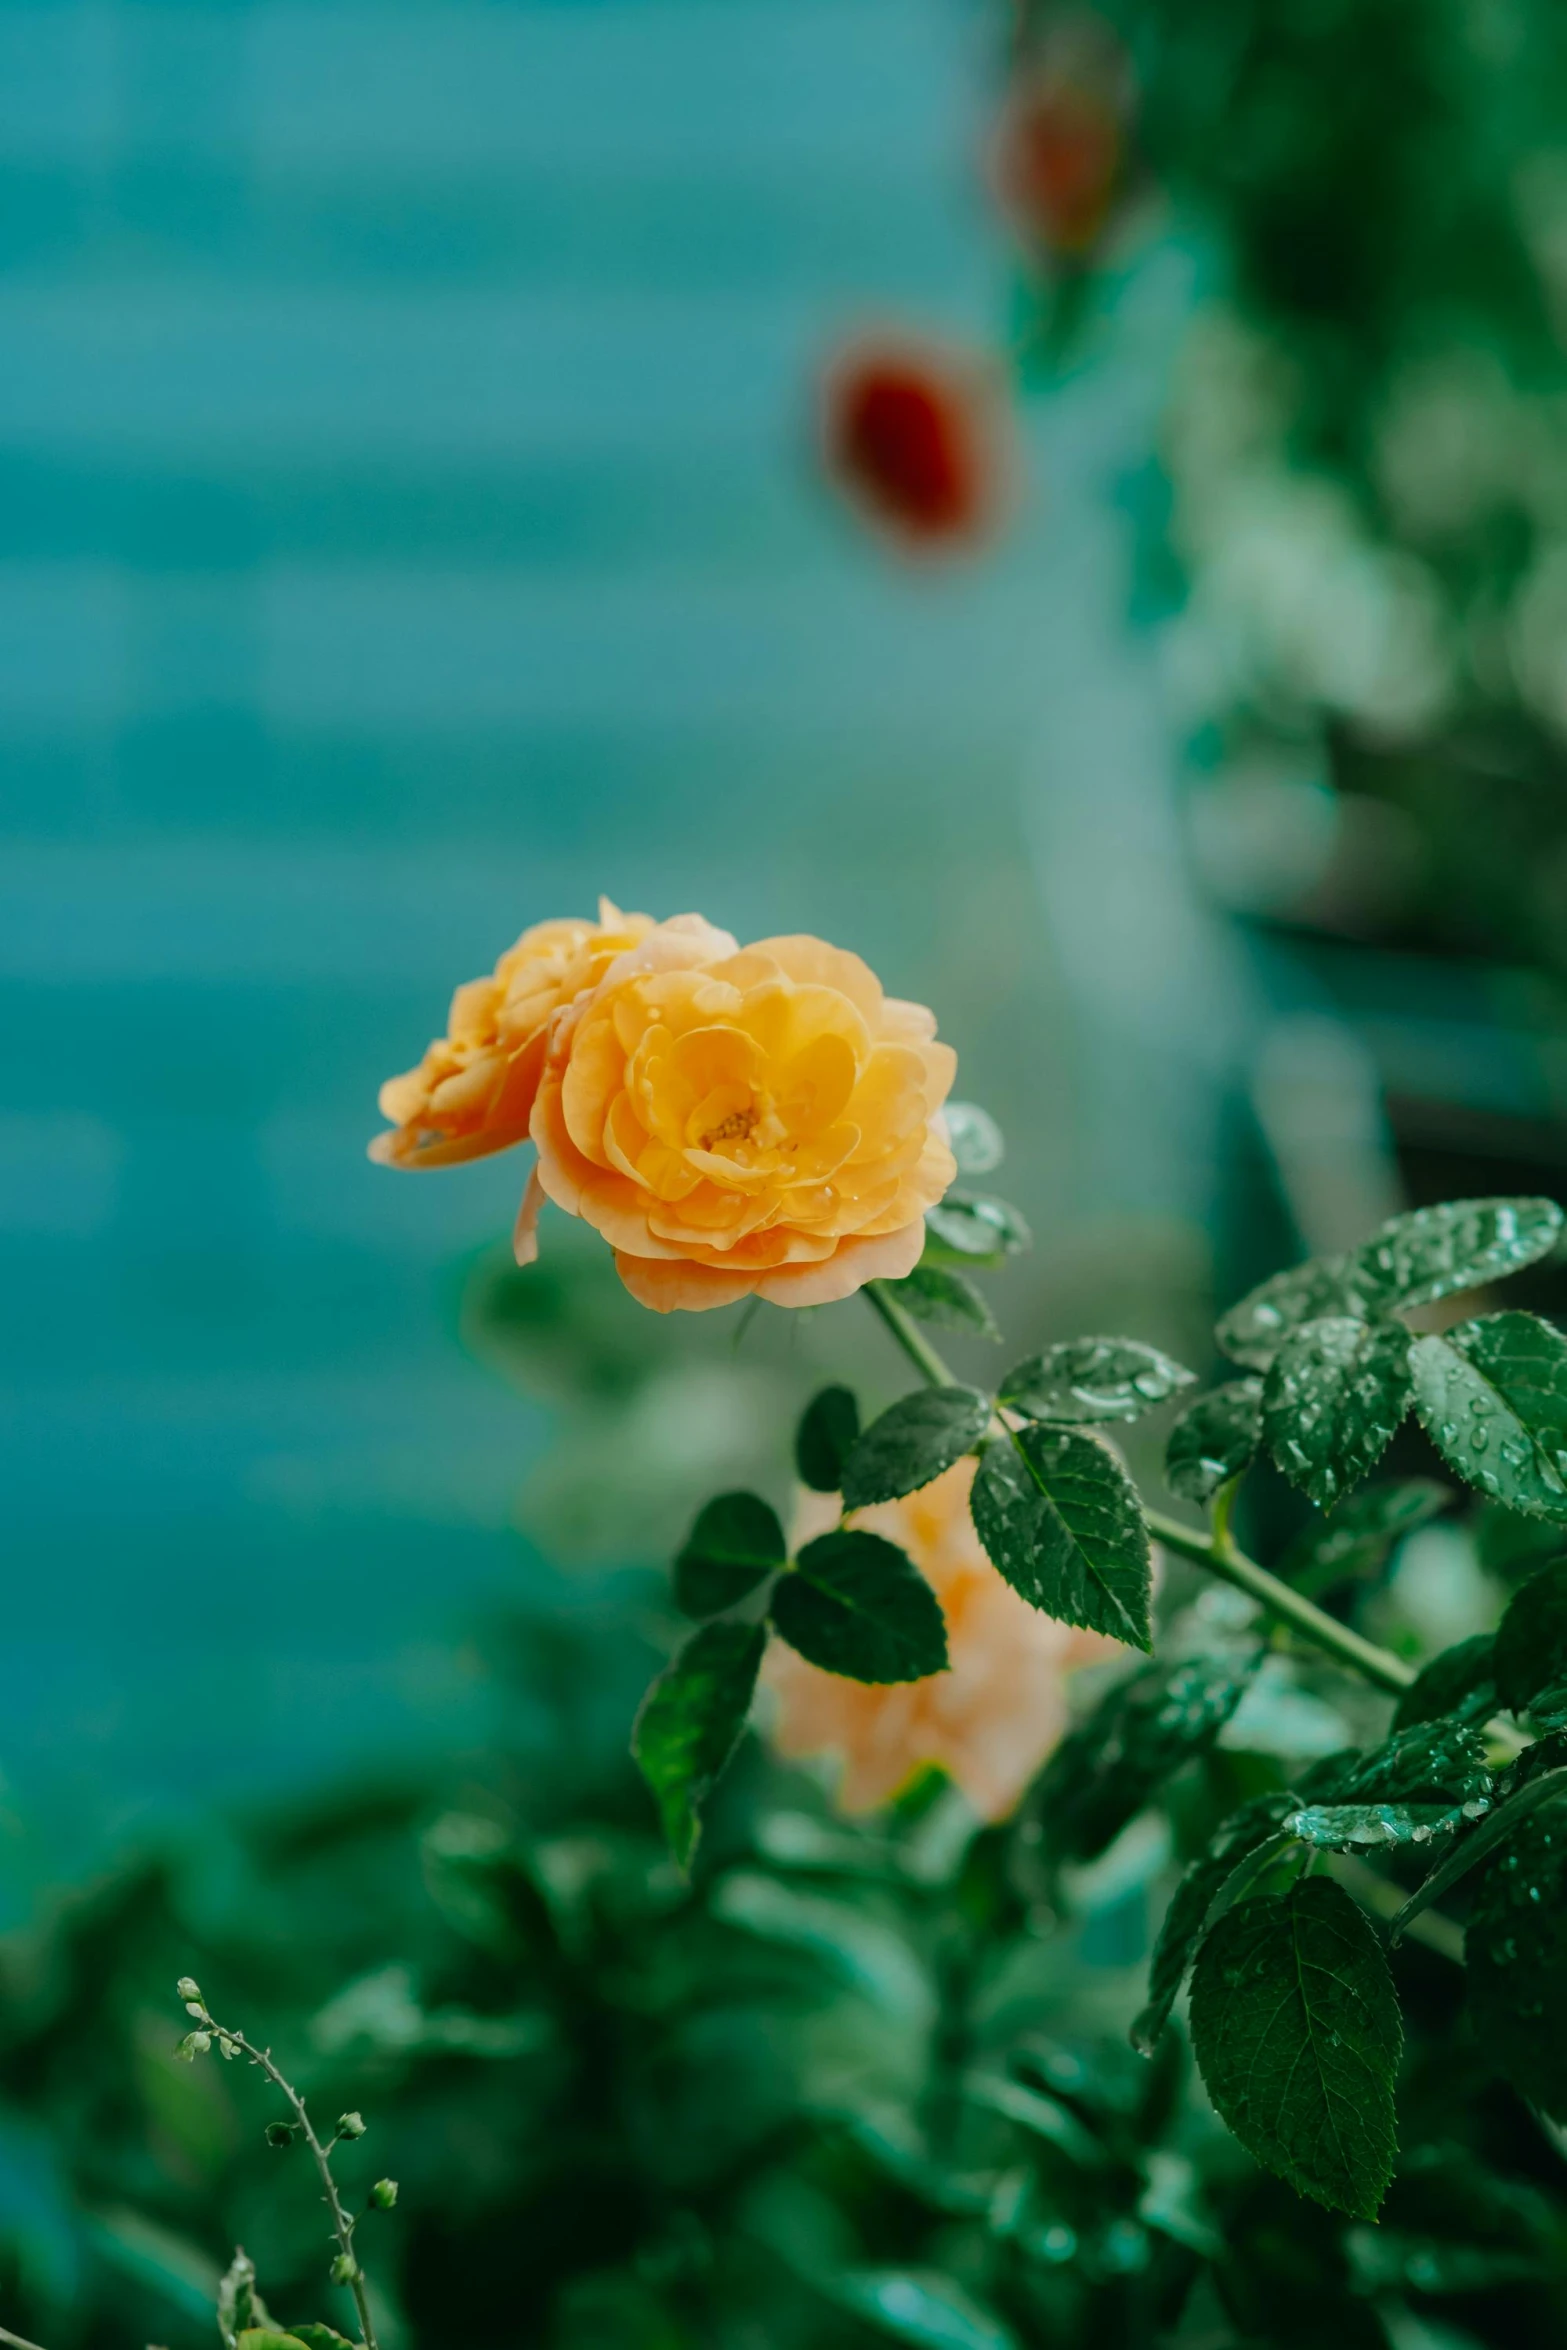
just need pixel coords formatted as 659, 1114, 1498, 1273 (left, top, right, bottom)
176, 1976, 203, 2004
265, 2120, 297, 2148
175, 2030, 211, 2060
331, 2253, 362, 2286
336, 2111, 367, 2140
370, 2178, 398, 2210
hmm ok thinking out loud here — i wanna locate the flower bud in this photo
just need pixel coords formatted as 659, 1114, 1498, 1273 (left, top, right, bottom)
184, 2002, 208, 2019
175, 2030, 211, 2060
370, 2179, 398, 2210
336, 2111, 367, 2140
265, 2121, 296, 2148
331, 2254, 361, 2286
175, 1977, 202, 2004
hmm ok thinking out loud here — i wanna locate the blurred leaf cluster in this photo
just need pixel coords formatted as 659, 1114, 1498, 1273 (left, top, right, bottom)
1015, 0, 1567, 971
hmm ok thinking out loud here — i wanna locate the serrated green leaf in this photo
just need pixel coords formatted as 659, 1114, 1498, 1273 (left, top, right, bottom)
1391, 1765, 1567, 1943
1216, 1253, 1381, 1370
770, 1529, 948, 1684
1312, 1716, 1491, 1808
1133, 1794, 1296, 2052
1164, 1379, 1264, 1502
673, 1491, 786, 1618
1261, 1317, 1412, 1509
924, 1191, 1031, 1267
1282, 1800, 1478, 1849
1392, 1632, 1498, 1730
1494, 1557, 1567, 1714
1033, 1647, 1260, 1862
943, 1102, 1004, 1176
632, 1620, 765, 1868
842, 1386, 992, 1510
795, 1385, 860, 1494
1353, 1196, 1563, 1313
832, 2269, 1017, 2350
970, 1426, 1152, 1649
1189, 1879, 1401, 2219
886, 1264, 1001, 1341
1281, 1479, 1448, 1598
1467, 1791, 1567, 2121
1409, 1312, 1567, 1520
999, 1337, 1196, 1424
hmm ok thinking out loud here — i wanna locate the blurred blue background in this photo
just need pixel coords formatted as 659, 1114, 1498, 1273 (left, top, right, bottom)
8, 0, 1567, 1894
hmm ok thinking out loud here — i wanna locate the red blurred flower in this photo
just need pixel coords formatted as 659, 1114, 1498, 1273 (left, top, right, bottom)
821, 338, 1012, 554
990, 20, 1133, 261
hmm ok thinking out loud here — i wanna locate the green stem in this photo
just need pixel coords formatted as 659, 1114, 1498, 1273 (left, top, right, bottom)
0, 2324, 52, 2350
862, 1284, 1417, 1700
864, 1280, 954, 1389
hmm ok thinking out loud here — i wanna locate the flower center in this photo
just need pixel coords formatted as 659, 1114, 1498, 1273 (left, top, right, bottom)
701, 1105, 759, 1151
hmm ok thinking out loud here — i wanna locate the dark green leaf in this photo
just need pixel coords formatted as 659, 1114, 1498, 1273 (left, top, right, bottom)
1313, 1716, 1491, 1809
943, 1102, 1004, 1176
1391, 1766, 1567, 1943
1189, 1879, 1401, 2219
286, 2331, 356, 2350
886, 1265, 1001, 1341
970, 1426, 1152, 1650
1409, 1312, 1567, 1520
831, 2269, 1017, 2350
1034, 1647, 1260, 1862
631, 1620, 765, 1868
1133, 1794, 1296, 2053
1494, 1557, 1567, 1714
1282, 1479, 1449, 1598
998, 1337, 1196, 1424
1467, 1792, 1567, 2121
842, 1386, 991, 1510
924, 1190, 1031, 1266
1393, 1632, 1498, 1730
1261, 1316, 1412, 1509
1282, 1801, 1475, 1849
1353, 1196, 1563, 1313
1216, 1253, 1381, 1370
795, 1385, 860, 1494
1165, 1379, 1264, 1502
771, 1529, 948, 1684
673, 1491, 786, 1618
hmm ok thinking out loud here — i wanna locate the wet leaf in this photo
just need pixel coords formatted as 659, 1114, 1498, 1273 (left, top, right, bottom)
795, 1385, 860, 1494
831, 2268, 1018, 2350
1261, 1317, 1412, 1509
1033, 1646, 1260, 1862
999, 1337, 1196, 1424
1392, 1766, 1567, 1944
1281, 1479, 1449, 1597
842, 1387, 992, 1510
924, 1191, 1032, 1266
1467, 1792, 1567, 2121
887, 1265, 1001, 1341
1189, 1880, 1401, 2220
673, 1491, 786, 1618
970, 1426, 1152, 1650
1164, 1379, 1264, 1502
632, 1620, 766, 1868
1310, 1716, 1491, 1809
770, 1529, 948, 1684
1133, 1794, 1296, 2052
1354, 1196, 1563, 1314
1409, 1313, 1567, 1521
1282, 1801, 1478, 1849
1493, 1557, 1567, 1714
943, 1102, 1005, 1176
1392, 1632, 1498, 1730
1216, 1253, 1381, 1370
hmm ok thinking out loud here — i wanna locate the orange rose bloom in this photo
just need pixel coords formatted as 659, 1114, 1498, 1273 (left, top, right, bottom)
531, 932, 957, 1312
371, 899, 665, 1170
764, 1461, 1121, 1821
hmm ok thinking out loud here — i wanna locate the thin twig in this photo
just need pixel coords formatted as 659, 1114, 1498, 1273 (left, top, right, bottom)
0, 2322, 54, 2350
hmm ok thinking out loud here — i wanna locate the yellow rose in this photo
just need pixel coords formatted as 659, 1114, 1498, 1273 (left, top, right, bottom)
530, 932, 957, 1311
370, 899, 680, 1169
763, 1460, 1121, 1821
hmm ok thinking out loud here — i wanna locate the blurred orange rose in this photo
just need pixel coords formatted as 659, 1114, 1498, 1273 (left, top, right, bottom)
531, 931, 956, 1311
764, 1460, 1121, 1821
371, 898, 659, 1170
